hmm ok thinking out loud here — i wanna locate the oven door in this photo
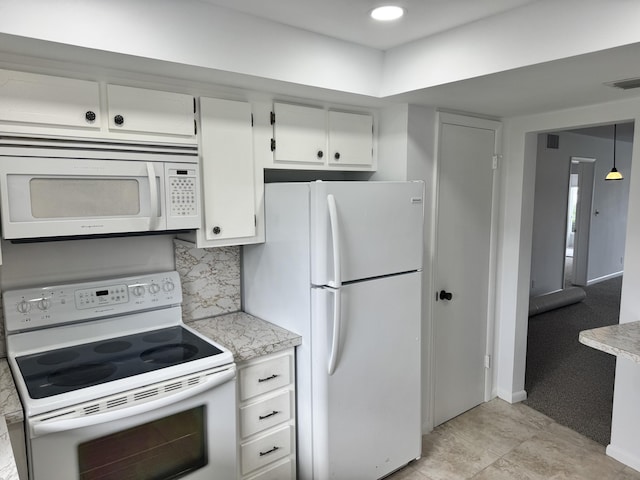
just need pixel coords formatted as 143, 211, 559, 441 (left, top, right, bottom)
0, 157, 167, 239
27, 365, 237, 480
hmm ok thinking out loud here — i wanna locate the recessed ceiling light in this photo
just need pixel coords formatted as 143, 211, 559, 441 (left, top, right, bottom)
370, 5, 405, 21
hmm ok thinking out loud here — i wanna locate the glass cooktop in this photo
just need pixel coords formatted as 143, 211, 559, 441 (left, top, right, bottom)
16, 326, 223, 399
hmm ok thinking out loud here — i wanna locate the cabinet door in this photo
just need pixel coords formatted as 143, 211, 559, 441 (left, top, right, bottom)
272, 103, 326, 165
107, 84, 194, 136
0, 69, 100, 130
328, 110, 373, 166
199, 97, 256, 241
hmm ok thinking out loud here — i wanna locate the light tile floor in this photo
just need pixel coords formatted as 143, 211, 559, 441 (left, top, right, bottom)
386, 399, 640, 480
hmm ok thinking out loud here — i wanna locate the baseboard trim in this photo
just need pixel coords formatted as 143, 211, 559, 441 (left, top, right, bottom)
587, 271, 623, 286
497, 388, 527, 404
606, 444, 640, 472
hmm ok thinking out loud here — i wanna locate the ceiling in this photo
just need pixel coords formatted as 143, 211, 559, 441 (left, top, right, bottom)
198, 0, 640, 119
200, 0, 540, 50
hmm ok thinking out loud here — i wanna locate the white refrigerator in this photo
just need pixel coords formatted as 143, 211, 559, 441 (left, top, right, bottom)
242, 181, 424, 480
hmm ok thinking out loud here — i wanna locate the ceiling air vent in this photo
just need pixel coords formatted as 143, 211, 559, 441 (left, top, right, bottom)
607, 78, 640, 90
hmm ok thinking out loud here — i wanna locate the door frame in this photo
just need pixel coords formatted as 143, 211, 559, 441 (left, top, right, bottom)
428, 112, 502, 430
568, 157, 596, 286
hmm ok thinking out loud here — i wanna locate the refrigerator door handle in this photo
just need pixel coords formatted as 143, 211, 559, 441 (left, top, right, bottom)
328, 287, 342, 375
327, 194, 342, 288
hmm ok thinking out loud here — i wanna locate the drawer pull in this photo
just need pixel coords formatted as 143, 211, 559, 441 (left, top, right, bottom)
258, 374, 279, 383
259, 446, 280, 457
259, 410, 280, 420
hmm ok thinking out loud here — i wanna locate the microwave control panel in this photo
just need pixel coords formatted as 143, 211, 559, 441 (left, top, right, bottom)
165, 164, 199, 229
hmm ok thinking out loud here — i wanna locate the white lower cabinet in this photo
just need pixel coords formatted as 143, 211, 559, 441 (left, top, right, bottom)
238, 349, 296, 479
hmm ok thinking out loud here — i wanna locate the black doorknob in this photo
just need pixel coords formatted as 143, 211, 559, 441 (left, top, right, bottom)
212, 226, 221, 235
317, 150, 324, 159
85, 111, 96, 122
334, 152, 341, 160
439, 290, 453, 301
114, 114, 124, 125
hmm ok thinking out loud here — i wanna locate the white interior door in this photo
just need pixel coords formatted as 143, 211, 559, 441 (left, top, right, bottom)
433, 115, 499, 427
570, 157, 596, 286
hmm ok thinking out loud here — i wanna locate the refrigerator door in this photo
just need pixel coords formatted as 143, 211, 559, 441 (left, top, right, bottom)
311, 272, 422, 480
310, 181, 424, 286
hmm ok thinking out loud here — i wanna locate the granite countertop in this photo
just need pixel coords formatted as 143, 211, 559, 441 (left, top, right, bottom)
579, 320, 640, 363
189, 311, 302, 362
0, 310, 300, 479
0, 360, 23, 480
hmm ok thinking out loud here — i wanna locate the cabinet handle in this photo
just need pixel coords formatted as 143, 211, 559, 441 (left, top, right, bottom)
258, 410, 281, 420
85, 111, 96, 122
212, 226, 221, 235
114, 114, 124, 126
257, 374, 279, 383
334, 152, 341, 160
317, 150, 324, 159
259, 446, 280, 457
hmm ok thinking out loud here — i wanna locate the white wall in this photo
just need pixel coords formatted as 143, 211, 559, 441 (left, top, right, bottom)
0, 236, 175, 290
3, 1, 640, 100
530, 130, 631, 296
497, 97, 640, 469
0, 0, 383, 97
382, 0, 640, 96
375, 104, 437, 433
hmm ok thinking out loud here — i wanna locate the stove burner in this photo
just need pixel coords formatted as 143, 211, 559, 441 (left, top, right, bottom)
141, 344, 198, 364
94, 341, 132, 354
49, 362, 117, 387
37, 350, 80, 366
143, 330, 179, 343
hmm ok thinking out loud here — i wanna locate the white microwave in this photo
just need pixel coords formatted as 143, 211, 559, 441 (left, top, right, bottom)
0, 136, 200, 240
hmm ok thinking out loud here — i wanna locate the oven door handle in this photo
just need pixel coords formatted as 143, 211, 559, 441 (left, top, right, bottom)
31, 367, 235, 437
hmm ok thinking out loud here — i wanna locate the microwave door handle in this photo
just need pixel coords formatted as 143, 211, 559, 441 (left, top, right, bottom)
31, 367, 235, 437
146, 162, 159, 230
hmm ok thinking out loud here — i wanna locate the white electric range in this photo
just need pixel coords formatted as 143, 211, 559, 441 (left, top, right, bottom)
4, 271, 237, 480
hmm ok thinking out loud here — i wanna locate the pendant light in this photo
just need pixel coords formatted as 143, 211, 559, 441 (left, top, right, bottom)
605, 123, 623, 181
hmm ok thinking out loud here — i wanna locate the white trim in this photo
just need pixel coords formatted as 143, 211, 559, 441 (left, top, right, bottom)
606, 444, 640, 472
587, 271, 623, 286
497, 388, 527, 404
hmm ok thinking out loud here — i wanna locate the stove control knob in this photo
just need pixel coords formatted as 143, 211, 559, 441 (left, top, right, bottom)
17, 300, 31, 314
149, 283, 161, 294
37, 298, 51, 311
163, 280, 175, 292
132, 285, 146, 297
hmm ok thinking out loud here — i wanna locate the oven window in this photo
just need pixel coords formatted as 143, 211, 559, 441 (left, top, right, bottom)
30, 178, 141, 218
77, 406, 207, 480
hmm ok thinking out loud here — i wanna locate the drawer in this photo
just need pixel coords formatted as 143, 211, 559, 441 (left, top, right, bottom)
240, 354, 291, 400
241, 425, 293, 475
244, 458, 295, 480
241, 390, 293, 438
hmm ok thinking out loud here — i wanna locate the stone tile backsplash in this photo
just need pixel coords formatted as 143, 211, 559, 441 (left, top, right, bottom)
173, 240, 242, 322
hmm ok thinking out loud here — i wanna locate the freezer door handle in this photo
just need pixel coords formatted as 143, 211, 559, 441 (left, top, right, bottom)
328, 287, 342, 375
327, 194, 342, 288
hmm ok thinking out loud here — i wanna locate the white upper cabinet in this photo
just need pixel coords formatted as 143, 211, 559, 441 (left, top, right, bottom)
106, 84, 195, 137
272, 103, 326, 166
0, 69, 101, 130
270, 102, 375, 171
180, 97, 265, 248
0, 69, 196, 143
327, 110, 374, 167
